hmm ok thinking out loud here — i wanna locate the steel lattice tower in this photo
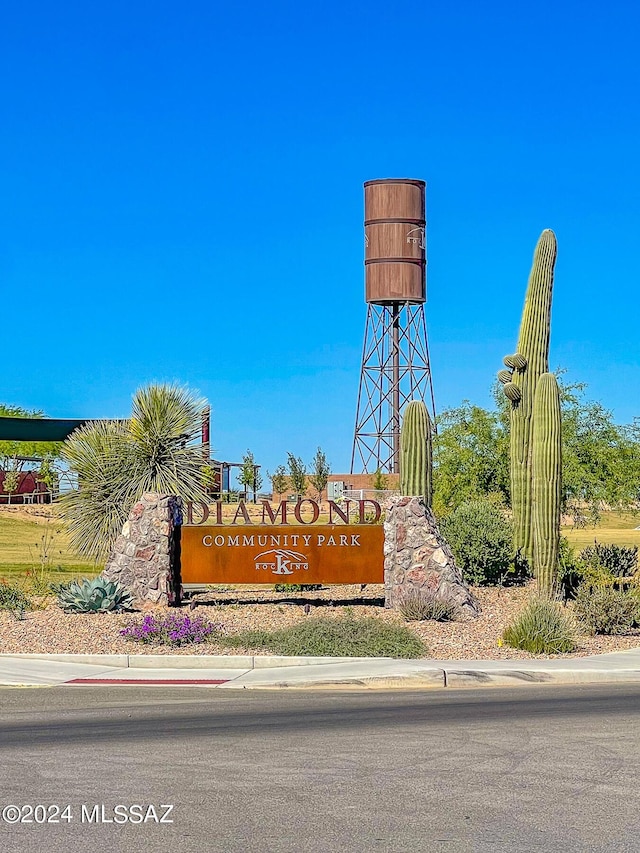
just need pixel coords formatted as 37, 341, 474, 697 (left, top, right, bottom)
351, 179, 435, 474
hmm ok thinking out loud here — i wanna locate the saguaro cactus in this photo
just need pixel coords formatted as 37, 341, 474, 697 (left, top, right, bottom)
532, 373, 562, 594
498, 229, 557, 563
399, 400, 432, 505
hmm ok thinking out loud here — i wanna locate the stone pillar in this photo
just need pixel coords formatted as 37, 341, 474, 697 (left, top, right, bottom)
102, 493, 182, 607
384, 496, 479, 615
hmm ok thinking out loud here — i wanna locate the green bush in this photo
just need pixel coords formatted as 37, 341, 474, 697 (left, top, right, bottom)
573, 586, 639, 635
440, 498, 516, 585
561, 542, 639, 599
0, 580, 33, 612
579, 543, 638, 584
502, 597, 576, 654
397, 589, 458, 622
580, 543, 638, 577
220, 615, 427, 658
274, 584, 322, 593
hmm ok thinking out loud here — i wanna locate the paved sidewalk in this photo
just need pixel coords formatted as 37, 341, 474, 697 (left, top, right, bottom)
1, 647, 640, 689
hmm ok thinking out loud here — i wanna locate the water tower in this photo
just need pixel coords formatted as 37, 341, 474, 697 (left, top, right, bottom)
351, 178, 436, 474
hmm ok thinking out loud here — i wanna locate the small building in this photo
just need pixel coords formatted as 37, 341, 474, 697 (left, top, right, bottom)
0, 469, 51, 504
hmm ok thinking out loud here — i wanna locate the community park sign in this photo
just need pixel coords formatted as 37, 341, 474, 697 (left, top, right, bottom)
180, 498, 385, 585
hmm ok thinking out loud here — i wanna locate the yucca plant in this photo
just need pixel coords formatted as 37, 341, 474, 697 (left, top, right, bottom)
60, 383, 209, 561
56, 578, 134, 613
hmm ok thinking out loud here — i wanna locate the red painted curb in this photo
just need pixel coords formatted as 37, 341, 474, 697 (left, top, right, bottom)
66, 678, 229, 685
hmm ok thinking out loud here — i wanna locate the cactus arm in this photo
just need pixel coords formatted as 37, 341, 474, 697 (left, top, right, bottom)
399, 400, 433, 505
532, 373, 562, 594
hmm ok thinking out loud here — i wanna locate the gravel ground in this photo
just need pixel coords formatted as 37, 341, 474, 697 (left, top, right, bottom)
1, 582, 639, 659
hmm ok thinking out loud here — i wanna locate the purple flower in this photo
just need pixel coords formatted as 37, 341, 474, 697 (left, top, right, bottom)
120, 612, 218, 646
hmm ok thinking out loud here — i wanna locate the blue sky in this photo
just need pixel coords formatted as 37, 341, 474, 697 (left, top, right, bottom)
1, 1, 639, 483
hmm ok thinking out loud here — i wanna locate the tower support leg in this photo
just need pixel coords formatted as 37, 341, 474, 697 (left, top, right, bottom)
351, 302, 435, 475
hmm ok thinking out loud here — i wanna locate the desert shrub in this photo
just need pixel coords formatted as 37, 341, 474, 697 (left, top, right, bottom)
561, 543, 639, 599
502, 597, 576, 654
573, 586, 640, 635
220, 615, 427, 658
398, 589, 459, 622
120, 613, 218, 646
440, 498, 516, 585
23, 568, 55, 597
0, 580, 33, 612
579, 543, 638, 584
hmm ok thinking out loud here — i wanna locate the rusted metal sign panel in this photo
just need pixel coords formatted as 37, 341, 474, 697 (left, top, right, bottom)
180, 525, 384, 585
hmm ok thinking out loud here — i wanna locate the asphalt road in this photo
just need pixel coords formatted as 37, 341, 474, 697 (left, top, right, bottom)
1, 684, 639, 852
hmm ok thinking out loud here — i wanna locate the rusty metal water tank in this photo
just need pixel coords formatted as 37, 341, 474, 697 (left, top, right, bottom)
364, 178, 426, 304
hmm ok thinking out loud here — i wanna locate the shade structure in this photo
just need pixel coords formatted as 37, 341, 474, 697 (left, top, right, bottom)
0, 417, 93, 442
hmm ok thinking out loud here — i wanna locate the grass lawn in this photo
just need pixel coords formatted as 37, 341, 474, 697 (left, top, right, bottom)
0, 512, 97, 583
562, 510, 640, 551
563, 527, 640, 551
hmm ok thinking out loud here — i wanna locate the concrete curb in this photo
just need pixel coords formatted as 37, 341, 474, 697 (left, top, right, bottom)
0, 653, 378, 670
221, 671, 448, 690
2, 652, 640, 690
442, 668, 640, 688
218, 667, 640, 690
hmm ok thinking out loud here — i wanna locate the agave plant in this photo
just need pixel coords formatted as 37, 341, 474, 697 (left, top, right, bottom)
60, 383, 209, 561
57, 578, 134, 613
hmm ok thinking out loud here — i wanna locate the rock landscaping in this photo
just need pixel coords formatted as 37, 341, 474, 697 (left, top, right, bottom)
1, 582, 639, 659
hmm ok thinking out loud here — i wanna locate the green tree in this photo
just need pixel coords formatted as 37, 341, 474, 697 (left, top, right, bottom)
238, 450, 262, 502
37, 456, 57, 489
268, 465, 288, 500
308, 447, 330, 502
0, 404, 63, 469
433, 402, 510, 515
372, 468, 389, 491
2, 466, 20, 504
434, 377, 640, 522
561, 391, 640, 524
201, 462, 218, 494
60, 383, 209, 561
287, 453, 307, 498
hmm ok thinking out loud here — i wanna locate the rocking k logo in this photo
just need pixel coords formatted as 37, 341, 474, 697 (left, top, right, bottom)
254, 549, 310, 575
